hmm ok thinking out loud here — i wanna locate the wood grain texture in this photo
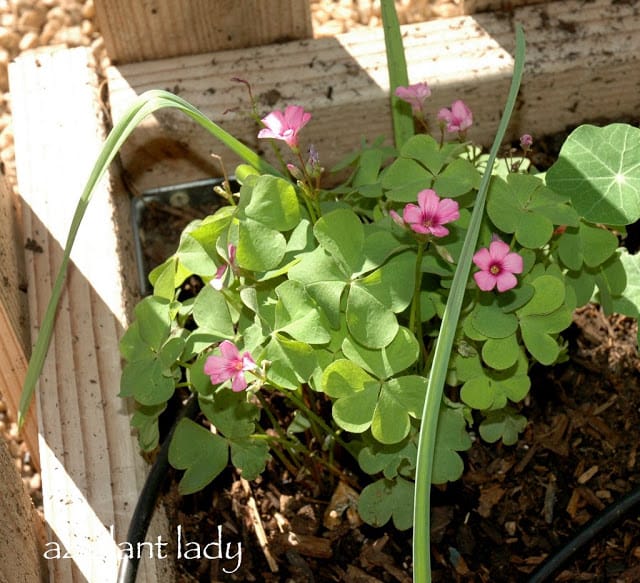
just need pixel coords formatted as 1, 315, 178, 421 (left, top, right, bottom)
106, 0, 640, 194
10, 46, 173, 583
462, 0, 548, 12
94, 0, 313, 64
0, 173, 39, 468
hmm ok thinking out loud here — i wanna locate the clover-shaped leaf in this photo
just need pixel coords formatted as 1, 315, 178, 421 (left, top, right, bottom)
487, 174, 579, 249
546, 124, 640, 225
458, 353, 530, 410
518, 306, 573, 365
358, 438, 417, 479
130, 403, 166, 452
274, 280, 332, 344
481, 333, 521, 371
358, 477, 414, 530
168, 418, 229, 495
192, 285, 235, 340
314, 208, 365, 274
432, 405, 472, 484
230, 437, 271, 481
557, 221, 618, 271
322, 360, 425, 443
198, 390, 260, 439
238, 174, 300, 231
237, 217, 287, 271
479, 407, 527, 445
470, 303, 519, 339
342, 326, 418, 379
120, 357, 175, 406
262, 334, 318, 389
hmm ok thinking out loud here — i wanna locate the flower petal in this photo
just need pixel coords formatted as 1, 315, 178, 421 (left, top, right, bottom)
428, 225, 449, 238
417, 189, 440, 218
472, 247, 493, 270
219, 340, 240, 360
204, 355, 232, 384
488, 240, 511, 261
474, 271, 497, 291
502, 252, 524, 274
231, 372, 248, 392
403, 203, 423, 225
496, 272, 517, 292
435, 198, 460, 224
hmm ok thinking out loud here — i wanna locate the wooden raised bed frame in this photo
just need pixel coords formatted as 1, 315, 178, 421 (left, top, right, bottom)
6, 0, 640, 580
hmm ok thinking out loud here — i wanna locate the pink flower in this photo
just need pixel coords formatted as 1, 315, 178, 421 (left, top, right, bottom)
257, 105, 311, 150
204, 340, 257, 392
438, 100, 473, 133
399, 189, 460, 237
210, 244, 237, 291
472, 241, 523, 292
395, 82, 431, 116
520, 133, 533, 149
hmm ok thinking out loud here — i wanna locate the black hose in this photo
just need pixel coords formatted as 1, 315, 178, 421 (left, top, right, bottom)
116, 394, 200, 583
527, 484, 640, 582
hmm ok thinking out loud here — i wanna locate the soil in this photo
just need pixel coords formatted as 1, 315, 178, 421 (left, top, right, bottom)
135, 128, 640, 583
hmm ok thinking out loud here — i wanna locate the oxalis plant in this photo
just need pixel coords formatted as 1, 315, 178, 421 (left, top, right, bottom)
18, 2, 640, 581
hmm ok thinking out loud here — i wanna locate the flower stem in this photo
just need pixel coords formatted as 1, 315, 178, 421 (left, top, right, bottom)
409, 241, 427, 366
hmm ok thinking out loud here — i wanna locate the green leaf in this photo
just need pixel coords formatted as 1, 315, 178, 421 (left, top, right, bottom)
371, 376, 426, 444
229, 437, 270, 480
382, 157, 432, 202
358, 438, 417, 479
262, 334, 318, 389
275, 280, 332, 344
557, 222, 618, 270
611, 248, 640, 319
356, 251, 415, 311
192, 285, 235, 339
346, 283, 399, 348
314, 209, 365, 273
239, 174, 300, 231
471, 303, 519, 339
479, 407, 527, 445
176, 221, 218, 277
546, 123, 640, 225
358, 477, 414, 530
432, 405, 472, 484
517, 275, 565, 317
198, 391, 259, 439
237, 217, 286, 271
481, 334, 520, 370
342, 326, 419, 379
134, 296, 172, 351
459, 354, 531, 410
519, 306, 573, 365
130, 403, 166, 452
120, 357, 175, 406
168, 418, 229, 495
433, 158, 481, 197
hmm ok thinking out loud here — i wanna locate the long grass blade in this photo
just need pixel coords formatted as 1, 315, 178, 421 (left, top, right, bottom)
380, 0, 414, 148
18, 90, 280, 428
412, 26, 526, 582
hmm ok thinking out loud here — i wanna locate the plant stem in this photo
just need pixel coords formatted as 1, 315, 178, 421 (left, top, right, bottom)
409, 241, 427, 367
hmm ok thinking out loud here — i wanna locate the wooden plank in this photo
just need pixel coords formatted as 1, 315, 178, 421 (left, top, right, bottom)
94, 0, 313, 64
10, 46, 174, 583
0, 435, 42, 583
106, 0, 640, 194
0, 173, 39, 468
462, 0, 548, 13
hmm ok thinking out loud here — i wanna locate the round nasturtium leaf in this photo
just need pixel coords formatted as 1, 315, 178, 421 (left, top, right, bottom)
546, 124, 640, 225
